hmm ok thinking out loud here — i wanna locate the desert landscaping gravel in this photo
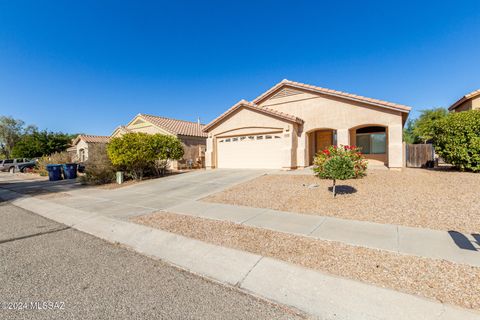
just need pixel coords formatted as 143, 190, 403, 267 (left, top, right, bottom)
203, 169, 480, 233
133, 211, 480, 311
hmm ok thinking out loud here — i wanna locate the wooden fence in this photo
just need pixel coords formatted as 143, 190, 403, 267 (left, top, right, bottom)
406, 144, 434, 168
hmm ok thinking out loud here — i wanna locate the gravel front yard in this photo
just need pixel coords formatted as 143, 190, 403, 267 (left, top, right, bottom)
132, 212, 480, 311
203, 169, 480, 233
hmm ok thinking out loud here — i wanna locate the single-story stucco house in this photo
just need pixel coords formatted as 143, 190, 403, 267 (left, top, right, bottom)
111, 114, 207, 169
203, 79, 411, 170
448, 89, 480, 112
70, 134, 111, 162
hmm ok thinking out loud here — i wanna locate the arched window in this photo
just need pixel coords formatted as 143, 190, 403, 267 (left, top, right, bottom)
79, 148, 86, 162
356, 126, 386, 154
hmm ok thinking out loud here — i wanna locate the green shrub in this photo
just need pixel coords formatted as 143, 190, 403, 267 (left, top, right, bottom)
11, 130, 73, 158
432, 110, 480, 172
313, 145, 367, 197
107, 133, 184, 180
79, 144, 115, 185
35, 151, 71, 176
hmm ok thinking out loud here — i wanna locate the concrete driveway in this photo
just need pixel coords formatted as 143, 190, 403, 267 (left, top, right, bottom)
7, 169, 269, 220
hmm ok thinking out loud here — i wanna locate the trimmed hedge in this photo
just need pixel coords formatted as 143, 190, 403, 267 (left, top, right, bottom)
432, 110, 480, 172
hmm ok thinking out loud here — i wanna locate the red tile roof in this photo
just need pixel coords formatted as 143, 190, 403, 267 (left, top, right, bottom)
448, 89, 480, 111
253, 79, 411, 113
203, 100, 303, 132
73, 135, 110, 145
112, 125, 132, 136
139, 114, 207, 137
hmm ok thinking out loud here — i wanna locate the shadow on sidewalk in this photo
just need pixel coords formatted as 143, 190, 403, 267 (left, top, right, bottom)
448, 231, 478, 251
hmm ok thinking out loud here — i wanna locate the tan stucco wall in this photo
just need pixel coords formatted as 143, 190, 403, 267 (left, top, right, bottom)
206, 89, 407, 169
453, 96, 480, 112
454, 100, 473, 112
128, 122, 171, 135
75, 140, 89, 162
205, 107, 296, 169
115, 117, 207, 169
472, 96, 480, 110
208, 108, 290, 137
258, 91, 405, 168
73, 140, 108, 162
178, 135, 207, 168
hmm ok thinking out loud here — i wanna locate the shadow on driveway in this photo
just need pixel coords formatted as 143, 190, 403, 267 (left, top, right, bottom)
0, 175, 84, 202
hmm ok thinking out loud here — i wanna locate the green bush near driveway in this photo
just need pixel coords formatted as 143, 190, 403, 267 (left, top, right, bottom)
107, 133, 184, 180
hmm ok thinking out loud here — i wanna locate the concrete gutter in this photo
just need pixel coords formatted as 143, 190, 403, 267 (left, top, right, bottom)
2, 189, 479, 320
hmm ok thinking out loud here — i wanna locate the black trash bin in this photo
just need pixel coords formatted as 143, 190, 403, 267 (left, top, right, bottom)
63, 163, 78, 179
46, 164, 63, 181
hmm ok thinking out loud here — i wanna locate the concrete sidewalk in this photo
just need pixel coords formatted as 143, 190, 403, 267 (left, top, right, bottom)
2, 189, 479, 320
167, 200, 480, 267
1, 168, 478, 267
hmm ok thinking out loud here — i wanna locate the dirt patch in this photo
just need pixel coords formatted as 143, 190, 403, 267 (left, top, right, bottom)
133, 212, 480, 311
203, 169, 480, 233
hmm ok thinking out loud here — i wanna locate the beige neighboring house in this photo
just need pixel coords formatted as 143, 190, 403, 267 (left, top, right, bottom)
111, 114, 207, 169
71, 135, 110, 162
203, 79, 411, 170
448, 89, 480, 112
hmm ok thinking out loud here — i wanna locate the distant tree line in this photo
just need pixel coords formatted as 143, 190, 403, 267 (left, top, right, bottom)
0, 115, 76, 159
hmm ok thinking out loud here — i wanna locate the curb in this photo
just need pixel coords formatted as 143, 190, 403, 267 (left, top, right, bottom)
2, 189, 479, 320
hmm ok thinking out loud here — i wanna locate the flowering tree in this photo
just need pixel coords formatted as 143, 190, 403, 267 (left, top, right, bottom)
313, 145, 367, 197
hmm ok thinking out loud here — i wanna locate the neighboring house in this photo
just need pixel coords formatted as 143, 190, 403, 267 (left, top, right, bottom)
71, 135, 110, 162
448, 89, 480, 112
111, 114, 207, 169
203, 79, 411, 170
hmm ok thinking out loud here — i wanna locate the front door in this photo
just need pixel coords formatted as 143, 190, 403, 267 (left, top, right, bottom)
315, 130, 333, 153
309, 130, 335, 165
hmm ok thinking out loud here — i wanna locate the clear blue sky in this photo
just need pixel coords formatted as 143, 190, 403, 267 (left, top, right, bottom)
0, 1, 479, 135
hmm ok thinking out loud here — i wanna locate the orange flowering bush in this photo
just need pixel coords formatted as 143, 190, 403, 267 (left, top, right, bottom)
313, 145, 367, 197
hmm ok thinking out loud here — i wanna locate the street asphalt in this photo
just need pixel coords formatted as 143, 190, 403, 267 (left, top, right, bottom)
0, 202, 304, 320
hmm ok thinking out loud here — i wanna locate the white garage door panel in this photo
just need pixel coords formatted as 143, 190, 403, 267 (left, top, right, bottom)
217, 134, 284, 169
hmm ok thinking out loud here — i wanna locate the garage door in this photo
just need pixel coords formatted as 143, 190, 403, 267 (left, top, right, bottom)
217, 133, 284, 169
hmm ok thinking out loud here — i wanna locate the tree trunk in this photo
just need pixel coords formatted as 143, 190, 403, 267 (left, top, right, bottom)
332, 179, 336, 198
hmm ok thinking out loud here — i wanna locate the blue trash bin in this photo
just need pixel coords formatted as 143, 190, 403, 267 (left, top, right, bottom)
46, 164, 63, 181
63, 163, 78, 179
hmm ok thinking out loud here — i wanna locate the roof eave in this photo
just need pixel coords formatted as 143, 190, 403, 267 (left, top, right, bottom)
131, 114, 177, 136
203, 100, 303, 133
448, 91, 480, 110
254, 81, 411, 114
